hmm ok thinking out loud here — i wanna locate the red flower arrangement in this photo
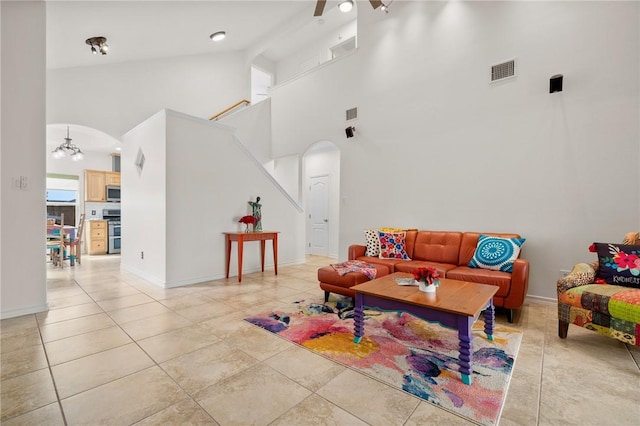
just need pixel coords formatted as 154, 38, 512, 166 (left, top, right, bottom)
238, 215, 256, 225
412, 267, 441, 286
239, 215, 256, 232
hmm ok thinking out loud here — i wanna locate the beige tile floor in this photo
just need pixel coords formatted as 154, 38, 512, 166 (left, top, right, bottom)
1, 255, 639, 425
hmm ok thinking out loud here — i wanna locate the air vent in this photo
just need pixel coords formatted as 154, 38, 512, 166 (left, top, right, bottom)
490, 59, 516, 83
346, 107, 357, 121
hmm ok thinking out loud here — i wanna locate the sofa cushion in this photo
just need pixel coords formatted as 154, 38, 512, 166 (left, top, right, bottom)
378, 231, 411, 260
411, 231, 462, 264
446, 266, 511, 297
468, 235, 525, 272
394, 261, 458, 278
355, 256, 404, 272
364, 229, 380, 257
558, 284, 640, 325
593, 243, 640, 288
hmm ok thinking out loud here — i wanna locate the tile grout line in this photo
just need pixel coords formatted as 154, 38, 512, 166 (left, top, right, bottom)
35, 312, 69, 426
535, 307, 552, 426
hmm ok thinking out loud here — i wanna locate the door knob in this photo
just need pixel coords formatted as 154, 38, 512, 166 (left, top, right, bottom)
324, 219, 328, 222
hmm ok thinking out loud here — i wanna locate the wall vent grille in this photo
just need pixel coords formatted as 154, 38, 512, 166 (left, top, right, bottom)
490, 59, 516, 82
346, 107, 358, 121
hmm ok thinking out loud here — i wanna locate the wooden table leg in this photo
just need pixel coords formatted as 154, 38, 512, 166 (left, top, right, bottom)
237, 235, 244, 282
260, 240, 266, 272
225, 235, 231, 278
273, 233, 278, 275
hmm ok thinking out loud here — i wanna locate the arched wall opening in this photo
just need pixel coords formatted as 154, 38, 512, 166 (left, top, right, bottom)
302, 140, 340, 258
46, 123, 123, 251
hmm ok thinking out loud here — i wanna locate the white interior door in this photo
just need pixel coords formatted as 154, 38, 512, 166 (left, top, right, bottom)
309, 175, 329, 256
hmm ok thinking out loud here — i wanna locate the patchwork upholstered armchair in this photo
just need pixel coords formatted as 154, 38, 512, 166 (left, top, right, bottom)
557, 232, 640, 346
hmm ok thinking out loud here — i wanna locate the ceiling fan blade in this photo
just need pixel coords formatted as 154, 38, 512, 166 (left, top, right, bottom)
369, 0, 383, 10
314, 0, 327, 16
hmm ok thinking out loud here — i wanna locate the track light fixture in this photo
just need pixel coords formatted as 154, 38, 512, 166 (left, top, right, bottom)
380, 1, 393, 13
52, 127, 84, 161
339, 0, 354, 13
85, 36, 108, 55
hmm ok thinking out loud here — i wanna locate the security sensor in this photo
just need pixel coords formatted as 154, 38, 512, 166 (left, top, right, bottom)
550, 74, 563, 93
345, 126, 355, 138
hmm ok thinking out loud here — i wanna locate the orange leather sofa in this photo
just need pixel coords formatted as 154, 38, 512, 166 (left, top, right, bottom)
348, 230, 530, 323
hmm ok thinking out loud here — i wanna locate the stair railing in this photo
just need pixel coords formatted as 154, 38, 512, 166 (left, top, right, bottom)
209, 99, 251, 121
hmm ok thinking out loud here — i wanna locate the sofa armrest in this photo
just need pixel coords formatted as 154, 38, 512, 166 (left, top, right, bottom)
504, 258, 529, 309
557, 262, 597, 294
349, 245, 366, 260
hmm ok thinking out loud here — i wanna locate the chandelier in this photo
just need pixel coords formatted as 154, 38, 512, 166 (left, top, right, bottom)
85, 36, 109, 55
52, 127, 84, 161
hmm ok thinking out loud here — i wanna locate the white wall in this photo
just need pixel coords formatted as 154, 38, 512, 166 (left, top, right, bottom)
47, 51, 249, 139
121, 109, 305, 288
0, 1, 47, 318
276, 19, 357, 83
219, 99, 272, 164
272, 154, 300, 203
120, 111, 167, 285
271, 1, 640, 300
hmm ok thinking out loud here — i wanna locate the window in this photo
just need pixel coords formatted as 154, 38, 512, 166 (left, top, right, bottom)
46, 189, 77, 203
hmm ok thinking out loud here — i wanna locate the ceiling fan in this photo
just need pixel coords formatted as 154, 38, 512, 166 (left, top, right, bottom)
314, 0, 384, 17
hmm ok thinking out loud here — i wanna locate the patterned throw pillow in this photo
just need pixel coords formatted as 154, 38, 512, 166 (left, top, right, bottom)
593, 243, 640, 288
378, 231, 411, 260
622, 232, 640, 245
468, 235, 526, 272
364, 229, 380, 257
379, 227, 405, 233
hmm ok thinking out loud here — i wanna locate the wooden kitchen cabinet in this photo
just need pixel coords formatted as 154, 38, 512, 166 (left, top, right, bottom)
105, 172, 121, 186
85, 169, 120, 201
85, 170, 107, 202
87, 220, 107, 255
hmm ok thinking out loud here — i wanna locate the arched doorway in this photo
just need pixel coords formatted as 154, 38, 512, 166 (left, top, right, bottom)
302, 141, 340, 258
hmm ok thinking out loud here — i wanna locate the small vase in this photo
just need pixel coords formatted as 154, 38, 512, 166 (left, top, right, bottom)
244, 224, 250, 233
417, 280, 437, 293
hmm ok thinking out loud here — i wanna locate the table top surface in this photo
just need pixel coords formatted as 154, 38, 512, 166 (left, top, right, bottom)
351, 272, 498, 318
224, 231, 279, 241
223, 231, 279, 234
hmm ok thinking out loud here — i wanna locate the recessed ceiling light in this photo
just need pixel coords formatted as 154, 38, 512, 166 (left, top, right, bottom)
209, 31, 226, 42
338, 1, 354, 13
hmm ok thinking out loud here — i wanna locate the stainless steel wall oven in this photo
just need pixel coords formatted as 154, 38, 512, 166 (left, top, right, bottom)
103, 209, 121, 254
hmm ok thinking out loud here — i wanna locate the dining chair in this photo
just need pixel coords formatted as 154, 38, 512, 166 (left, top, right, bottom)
46, 213, 65, 268
67, 213, 85, 266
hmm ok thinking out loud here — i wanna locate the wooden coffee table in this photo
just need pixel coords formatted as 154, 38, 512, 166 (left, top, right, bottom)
351, 272, 498, 385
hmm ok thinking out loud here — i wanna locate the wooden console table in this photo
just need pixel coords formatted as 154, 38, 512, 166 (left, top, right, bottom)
224, 231, 279, 282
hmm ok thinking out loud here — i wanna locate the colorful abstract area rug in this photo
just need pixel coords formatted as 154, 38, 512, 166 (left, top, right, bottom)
244, 298, 522, 426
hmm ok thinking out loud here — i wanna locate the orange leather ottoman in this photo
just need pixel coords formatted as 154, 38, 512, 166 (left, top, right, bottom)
318, 264, 390, 302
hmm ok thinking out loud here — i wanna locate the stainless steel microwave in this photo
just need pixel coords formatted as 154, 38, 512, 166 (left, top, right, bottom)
106, 185, 120, 202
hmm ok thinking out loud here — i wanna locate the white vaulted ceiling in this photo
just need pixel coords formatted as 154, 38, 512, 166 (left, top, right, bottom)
45, 0, 357, 69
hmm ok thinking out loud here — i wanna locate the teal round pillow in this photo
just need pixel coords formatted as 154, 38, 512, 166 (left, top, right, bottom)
468, 235, 525, 272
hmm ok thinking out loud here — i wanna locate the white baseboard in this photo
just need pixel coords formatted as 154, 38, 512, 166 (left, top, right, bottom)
121, 258, 308, 289
0, 302, 49, 320
525, 294, 556, 306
